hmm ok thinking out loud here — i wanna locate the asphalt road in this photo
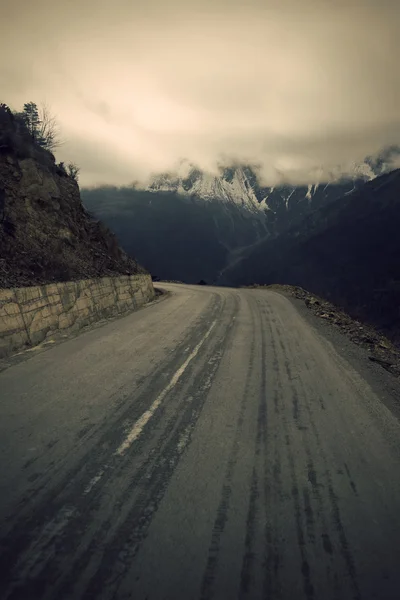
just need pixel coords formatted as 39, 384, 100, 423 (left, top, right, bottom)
1, 283, 400, 600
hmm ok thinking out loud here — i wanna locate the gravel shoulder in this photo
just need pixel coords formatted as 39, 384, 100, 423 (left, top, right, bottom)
268, 284, 400, 422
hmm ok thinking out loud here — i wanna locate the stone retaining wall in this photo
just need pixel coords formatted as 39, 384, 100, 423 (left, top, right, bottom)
0, 274, 155, 358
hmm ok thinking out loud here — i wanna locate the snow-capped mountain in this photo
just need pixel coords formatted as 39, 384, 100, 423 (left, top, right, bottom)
148, 164, 262, 215
147, 161, 377, 238
225, 168, 400, 344
365, 145, 400, 176
82, 155, 389, 284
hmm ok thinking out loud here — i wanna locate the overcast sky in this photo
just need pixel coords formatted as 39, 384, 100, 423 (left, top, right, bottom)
1, 0, 399, 187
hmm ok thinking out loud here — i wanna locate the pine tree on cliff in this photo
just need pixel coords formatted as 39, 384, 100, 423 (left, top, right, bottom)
22, 102, 42, 143
21, 102, 62, 151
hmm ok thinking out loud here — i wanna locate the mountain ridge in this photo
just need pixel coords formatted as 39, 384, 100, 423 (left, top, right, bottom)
82, 155, 396, 285
226, 168, 400, 344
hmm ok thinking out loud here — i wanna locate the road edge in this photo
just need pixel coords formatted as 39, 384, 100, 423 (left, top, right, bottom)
0, 288, 172, 374
274, 288, 400, 423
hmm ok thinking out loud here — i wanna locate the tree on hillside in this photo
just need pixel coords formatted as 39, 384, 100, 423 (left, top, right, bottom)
38, 102, 63, 151
21, 102, 63, 151
22, 102, 41, 141
67, 162, 80, 181
7, 101, 80, 182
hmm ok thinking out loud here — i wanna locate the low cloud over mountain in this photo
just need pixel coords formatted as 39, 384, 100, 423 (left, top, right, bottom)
2, 0, 399, 187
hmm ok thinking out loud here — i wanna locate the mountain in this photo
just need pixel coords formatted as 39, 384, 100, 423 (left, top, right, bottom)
82, 162, 377, 283
147, 164, 263, 214
0, 104, 144, 289
227, 169, 400, 344
147, 162, 377, 239
82, 186, 267, 284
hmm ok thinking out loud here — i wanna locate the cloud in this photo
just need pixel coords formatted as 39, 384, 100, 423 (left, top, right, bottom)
2, 0, 399, 186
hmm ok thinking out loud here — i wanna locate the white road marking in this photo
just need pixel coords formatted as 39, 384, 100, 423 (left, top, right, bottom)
115, 320, 217, 456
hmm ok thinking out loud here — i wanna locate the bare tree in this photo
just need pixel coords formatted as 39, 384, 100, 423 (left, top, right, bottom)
38, 102, 63, 152
18, 101, 63, 151
67, 162, 80, 181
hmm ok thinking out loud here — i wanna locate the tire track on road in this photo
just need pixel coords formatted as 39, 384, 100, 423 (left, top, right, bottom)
0, 294, 229, 600
269, 304, 361, 600
263, 303, 315, 600
70, 293, 240, 600
200, 295, 258, 600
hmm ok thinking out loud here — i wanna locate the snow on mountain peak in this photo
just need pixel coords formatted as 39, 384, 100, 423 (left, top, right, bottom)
148, 164, 263, 214
147, 159, 381, 218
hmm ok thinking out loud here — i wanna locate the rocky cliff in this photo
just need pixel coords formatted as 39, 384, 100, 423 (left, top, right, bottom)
0, 104, 145, 289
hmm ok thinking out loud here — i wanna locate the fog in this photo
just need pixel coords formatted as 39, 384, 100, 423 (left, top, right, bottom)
2, 0, 399, 186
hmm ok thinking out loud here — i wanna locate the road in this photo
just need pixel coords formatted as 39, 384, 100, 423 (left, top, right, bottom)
1, 283, 400, 600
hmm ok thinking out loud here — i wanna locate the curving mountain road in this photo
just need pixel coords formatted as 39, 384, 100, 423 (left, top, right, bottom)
1, 284, 400, 600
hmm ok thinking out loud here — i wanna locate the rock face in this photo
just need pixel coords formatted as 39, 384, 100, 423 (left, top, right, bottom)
0, 105, 145, 289
147, 164, 264, 214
